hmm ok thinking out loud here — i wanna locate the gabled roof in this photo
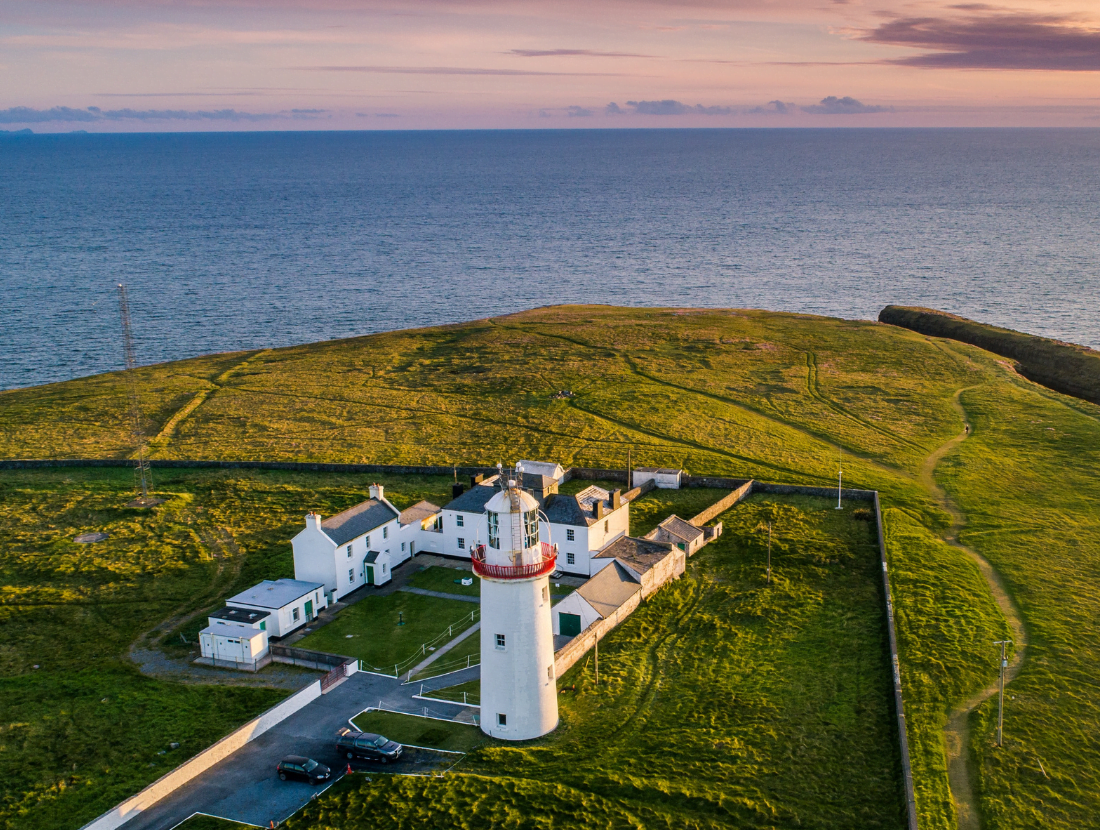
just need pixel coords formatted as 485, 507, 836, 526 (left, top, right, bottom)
657, 515, 704, 543
594, 535, 677, 575
227, 578, 324, 610
399, 500, 441, 526
365, 550, 386, 563
576, 561, 641, 617
518, 460, 566, 481
321, 498, 398, 546
544, 485, 626, 528
443, 483, 499, 513
635, 467, 682, 475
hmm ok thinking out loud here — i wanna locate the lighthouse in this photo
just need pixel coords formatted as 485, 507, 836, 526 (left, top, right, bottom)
473, 478, 559, 740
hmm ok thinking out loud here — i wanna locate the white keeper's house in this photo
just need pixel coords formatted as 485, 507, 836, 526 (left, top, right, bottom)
292, 484, 442, 601
439, 466, 630, 577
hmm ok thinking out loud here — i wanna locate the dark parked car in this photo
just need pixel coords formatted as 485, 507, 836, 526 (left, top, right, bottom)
276, 755, 331, 784
336, 727, 403, 763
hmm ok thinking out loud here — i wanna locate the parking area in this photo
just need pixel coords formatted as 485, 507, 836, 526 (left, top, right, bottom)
122, 670, 476, 830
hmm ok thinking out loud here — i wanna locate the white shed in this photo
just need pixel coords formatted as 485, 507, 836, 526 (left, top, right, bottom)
225, 578, 326, 638
199, 623, 269, 669
632, 467, 683, 489
518, 460, 567, 483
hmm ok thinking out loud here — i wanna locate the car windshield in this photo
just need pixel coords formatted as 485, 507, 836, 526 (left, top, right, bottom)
303, 759, 319, 771
373, 735, 389, 747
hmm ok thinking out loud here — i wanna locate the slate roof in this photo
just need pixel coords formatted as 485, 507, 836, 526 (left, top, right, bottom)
227, 579, 324, 610
594, 535, 677, 575
544, 485, 626, 527
209, 607, 270, 624
321, 498, 398, 546
657, 515, 704, 543
365, 550, 384, 563
399, 500, 441, 526
576, 561, 641, 617
443, 482, 499, 513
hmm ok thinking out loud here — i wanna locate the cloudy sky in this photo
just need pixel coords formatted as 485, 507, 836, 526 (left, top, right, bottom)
2, 0, 1098, 130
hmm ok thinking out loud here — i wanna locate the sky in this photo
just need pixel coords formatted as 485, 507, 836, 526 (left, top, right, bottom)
1, 0, 1099, 130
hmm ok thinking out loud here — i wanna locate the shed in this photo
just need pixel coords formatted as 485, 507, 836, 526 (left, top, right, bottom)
199, 622, 269, 669
632, 467, 683, 489
517, 460, 567, 482
225, 578, 326, 638
645, 515, 706, 555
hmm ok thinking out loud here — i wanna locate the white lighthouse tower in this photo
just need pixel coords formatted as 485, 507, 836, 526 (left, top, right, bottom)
473, 477, 559, 740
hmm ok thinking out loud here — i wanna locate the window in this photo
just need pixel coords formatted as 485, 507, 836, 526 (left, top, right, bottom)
547, 665, 554, 680
604, 520, 609, 533
567, 552, 575, 565
364, 535, 371, 548
401, 542, 406, 552
497, 713, 507, 727
524, 510, 539, 548
383, 526, 389, 539
566, 528, 575, 542
382, 563, 387, 573
346, 545, 352, 558
487, 511, 499, 548
348, 568, 355, 582
292, 608, 300, 622
458, 537, 465, 550
456, 514, 465, 528
495, 633, 506, 650
542, 586, 548, 602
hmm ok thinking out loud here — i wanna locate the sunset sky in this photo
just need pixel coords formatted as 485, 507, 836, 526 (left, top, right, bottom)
2, 0, 1099, 130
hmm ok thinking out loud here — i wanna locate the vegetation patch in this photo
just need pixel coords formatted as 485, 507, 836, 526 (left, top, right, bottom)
627, 487, 730, 537
350, 711, 484, 754
407, 565, 480, 597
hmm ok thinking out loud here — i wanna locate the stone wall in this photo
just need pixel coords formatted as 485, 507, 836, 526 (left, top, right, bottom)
553, 589, 643, 678
689, 480, 754, 527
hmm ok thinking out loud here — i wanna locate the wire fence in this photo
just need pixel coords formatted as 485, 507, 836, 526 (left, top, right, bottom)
356, 608, 480, 677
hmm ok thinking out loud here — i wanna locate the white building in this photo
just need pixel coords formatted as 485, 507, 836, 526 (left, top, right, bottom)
476, 482, 559, 741
199, 623, 269, 670
292, 484, 403, 601
225, 578, 326, 638
551, 560, 641, 638
517, 460, 567, 482
645, 515, 705, 555
398, 500, 444, 557
440, 474, 629, 577
632, 467, 683, 489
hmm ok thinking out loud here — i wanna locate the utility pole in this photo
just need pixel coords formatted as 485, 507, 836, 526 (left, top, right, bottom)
836, 455, 843, 510
594, 637, 599, 688
766, 521, 772, 586
627, 447, 631, 490
994, 640, 1012, 746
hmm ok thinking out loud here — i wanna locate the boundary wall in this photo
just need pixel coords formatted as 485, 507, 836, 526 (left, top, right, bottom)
78, 679, 324, 830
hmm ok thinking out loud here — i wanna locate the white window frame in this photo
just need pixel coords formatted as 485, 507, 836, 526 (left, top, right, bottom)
566, 552, 575, 565
458, 537, 465, 550
495, 633, 506, 650
566, 528, 575, 542
456, 514, 465, 528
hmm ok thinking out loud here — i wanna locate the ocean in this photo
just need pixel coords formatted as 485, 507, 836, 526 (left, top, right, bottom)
2, 128, 1098, 391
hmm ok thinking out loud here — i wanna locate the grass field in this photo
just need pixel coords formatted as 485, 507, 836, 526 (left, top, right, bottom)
289, 495, 907, 829
295, 591, 479, 673
425, 679, 480, 706
350, 711, 484, 753
3, 305, 1099, 829
407, 564, 480, 596
628, 487, 730, 537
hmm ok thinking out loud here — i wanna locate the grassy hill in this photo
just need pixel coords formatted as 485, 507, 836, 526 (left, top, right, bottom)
2, 305, 1099, 830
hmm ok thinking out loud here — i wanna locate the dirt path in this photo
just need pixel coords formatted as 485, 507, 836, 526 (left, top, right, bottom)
918, 387, 1028, 830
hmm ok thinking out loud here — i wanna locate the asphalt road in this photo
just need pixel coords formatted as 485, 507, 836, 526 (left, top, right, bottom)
120, 668, 478, 830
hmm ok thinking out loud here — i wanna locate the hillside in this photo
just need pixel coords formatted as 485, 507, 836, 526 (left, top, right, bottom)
2, 305, 1099, 830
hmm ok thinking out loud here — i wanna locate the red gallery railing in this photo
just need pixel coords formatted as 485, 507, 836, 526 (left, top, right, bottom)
470, 542, 557, 580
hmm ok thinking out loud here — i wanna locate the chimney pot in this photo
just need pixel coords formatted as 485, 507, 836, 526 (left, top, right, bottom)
369, 483, 384, 501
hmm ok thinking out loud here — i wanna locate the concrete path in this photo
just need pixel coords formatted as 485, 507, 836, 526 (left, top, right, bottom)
408, 623, 480, 676
399, 586, 480, 604
118, 669, 478, 830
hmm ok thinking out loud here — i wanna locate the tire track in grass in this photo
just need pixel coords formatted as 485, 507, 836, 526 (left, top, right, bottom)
919, 386, 1028, 830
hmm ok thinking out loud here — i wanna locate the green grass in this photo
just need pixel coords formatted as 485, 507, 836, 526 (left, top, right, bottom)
4, 305, 1100, 828
409, 629, 481, 681
296, 592, 479, 674
628, 487, 730, 537
171, 815, 251, 829
407, 565, 480, 597
424, 679, 479, 706
289, 496, 906, 829
350, 711, 484, 753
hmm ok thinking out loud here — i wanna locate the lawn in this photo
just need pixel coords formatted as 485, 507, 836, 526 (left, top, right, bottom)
627, 486, 730, 537
295, 592, 479, 674
409, 629, 481, 681
424, 679, 480, 707
172, 815, 252, 830
3, 305, 1100, 829
350, 710, 484, 753
287, 495, 907, 829
407, 564, 480, 597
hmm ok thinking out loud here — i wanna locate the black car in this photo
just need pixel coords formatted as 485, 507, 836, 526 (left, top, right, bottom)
276, 755, 331, 784
335, 727, 403, 763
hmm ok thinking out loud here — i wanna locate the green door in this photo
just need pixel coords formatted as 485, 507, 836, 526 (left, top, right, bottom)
559, 613, 582, 637
305, 600, 313, 620
365, 565, 374, 585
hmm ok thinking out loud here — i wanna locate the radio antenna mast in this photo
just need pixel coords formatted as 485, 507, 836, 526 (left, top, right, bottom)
118, 284, 153, 501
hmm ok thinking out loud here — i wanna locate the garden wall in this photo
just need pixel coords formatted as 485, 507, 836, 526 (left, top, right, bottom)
78, 680, 323, 830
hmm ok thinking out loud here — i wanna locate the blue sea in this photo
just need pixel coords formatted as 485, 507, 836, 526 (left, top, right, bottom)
2, 129, 1098, 391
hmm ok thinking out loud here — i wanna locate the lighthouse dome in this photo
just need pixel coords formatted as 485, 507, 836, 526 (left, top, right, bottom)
485, 487, 539, 515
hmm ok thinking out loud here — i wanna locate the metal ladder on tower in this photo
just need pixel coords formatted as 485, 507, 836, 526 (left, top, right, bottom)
508, 483, 525, 562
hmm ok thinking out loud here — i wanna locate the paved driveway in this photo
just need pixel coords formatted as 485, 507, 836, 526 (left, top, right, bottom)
121, 669, 477, 830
